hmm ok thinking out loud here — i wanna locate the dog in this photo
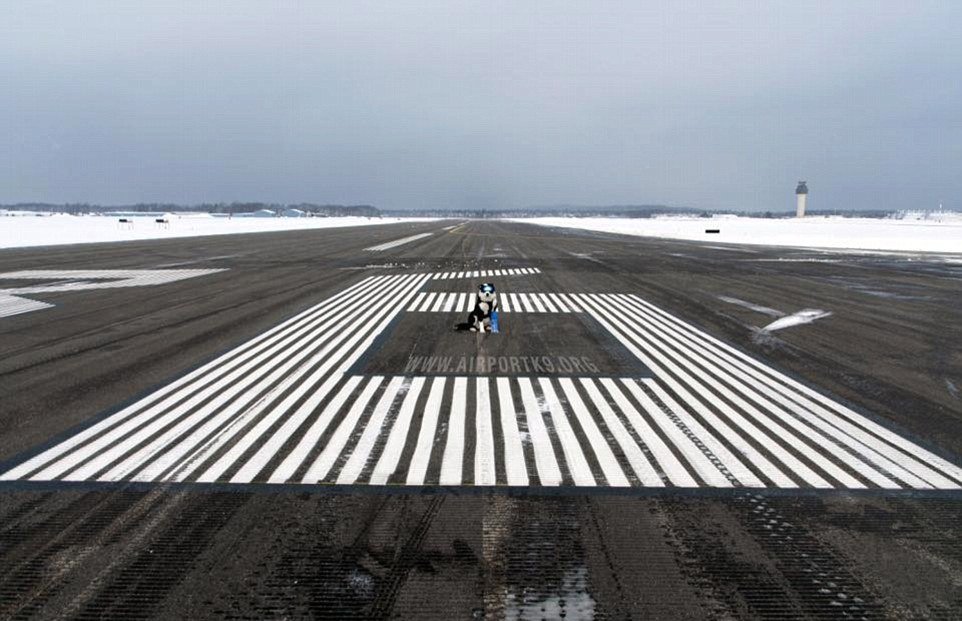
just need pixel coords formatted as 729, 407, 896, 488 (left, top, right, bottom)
455, 283, 498, 332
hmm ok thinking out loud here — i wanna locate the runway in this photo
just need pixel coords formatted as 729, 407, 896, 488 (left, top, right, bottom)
1, 220, 960, 618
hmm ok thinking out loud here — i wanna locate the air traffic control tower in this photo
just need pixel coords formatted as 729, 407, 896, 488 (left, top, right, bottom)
795, 181, 808, 217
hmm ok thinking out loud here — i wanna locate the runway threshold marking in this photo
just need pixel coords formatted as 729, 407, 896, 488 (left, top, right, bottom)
3, 272, 961, 491
407, 291, 574, 313
431, 268, 541, 279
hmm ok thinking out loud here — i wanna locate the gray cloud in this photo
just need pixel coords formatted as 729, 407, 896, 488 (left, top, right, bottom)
1, 1, 960, 211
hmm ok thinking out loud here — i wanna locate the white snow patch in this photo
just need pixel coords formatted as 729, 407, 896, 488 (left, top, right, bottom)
760, 309, 832, 333
507, 215, 962, 254
0, 214, 438, 249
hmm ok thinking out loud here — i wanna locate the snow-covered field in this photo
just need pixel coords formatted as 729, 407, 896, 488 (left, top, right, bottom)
0, 214, 436, 249
510, 215, 962, 254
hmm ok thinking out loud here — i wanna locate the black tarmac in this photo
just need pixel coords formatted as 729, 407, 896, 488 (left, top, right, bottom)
1, 220, 960, 619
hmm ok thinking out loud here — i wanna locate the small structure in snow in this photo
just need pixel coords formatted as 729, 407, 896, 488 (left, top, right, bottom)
280, 208, 306, 218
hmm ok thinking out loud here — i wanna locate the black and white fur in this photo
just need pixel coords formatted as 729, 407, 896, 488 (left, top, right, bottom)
455, 283, 498, 332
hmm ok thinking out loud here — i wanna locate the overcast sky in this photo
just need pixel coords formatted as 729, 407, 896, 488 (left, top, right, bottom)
1, 2, 960, 211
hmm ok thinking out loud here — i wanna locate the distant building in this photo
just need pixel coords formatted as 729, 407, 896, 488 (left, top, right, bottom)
795, 181, 808, 218
234, 209, 276, 218
280, 208, 306, 218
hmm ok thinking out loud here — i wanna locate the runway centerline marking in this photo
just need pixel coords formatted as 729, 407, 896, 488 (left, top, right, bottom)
364, 233, 433, 251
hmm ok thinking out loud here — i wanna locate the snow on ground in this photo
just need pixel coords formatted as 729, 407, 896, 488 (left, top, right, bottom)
0, 213, 436, 249
510, 215, 962, 254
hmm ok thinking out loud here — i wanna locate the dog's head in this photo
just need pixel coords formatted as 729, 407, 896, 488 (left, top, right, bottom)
477, 282, 496, 303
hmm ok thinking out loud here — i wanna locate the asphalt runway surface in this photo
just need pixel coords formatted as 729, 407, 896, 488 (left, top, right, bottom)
1, 220, 960, 619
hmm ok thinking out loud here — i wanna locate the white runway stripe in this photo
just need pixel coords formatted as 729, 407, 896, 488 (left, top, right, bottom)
180, 275, 415, 484
178, 275, 417, 484
406, 377, 446, 485
336, 377, 407, 484
442, 293, 456, 312
622, 294, 961, 488
597, 379, 700, 487
597, 293, 957, 490
496, 377, 529, 486
301, 376, 384, 483
1, 276, 380, 481
408, 287, 582, 313
474, 378, 496, 485
558, 379, 629, 486
578, 378, 663, 486
223, 276, 428, 484
581, 378, 696, 487
638, 379, 747, 487
538, 378, 595, 486
267, 376, 365, 484
577, 295, 765, 486
407, 292, 426, 311
8, 366, 957, 489
614, 295, 883, 489
29, 276, 392, 482
599, 295, 831, 489
418, 292, 437, 312
518, 378, 562, 486
365, 233, 432, 251
0, 269, 226, 296
548, 294, 569, 312
406, 291, 583, 313
429, 267, 542, 280
587, 293, 805, 488
539, 294, 559, 313
440, 377, 468, 485
370, 377, 426, 484
5, 273, 957, 492
0, 294, 55, 318
625, 294, 962, 487
117, 278, 407, 483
